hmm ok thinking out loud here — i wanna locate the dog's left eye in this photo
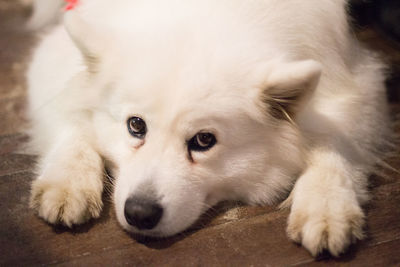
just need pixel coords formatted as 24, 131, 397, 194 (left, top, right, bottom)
127, 116, 147, 138
188, 132, 217, 152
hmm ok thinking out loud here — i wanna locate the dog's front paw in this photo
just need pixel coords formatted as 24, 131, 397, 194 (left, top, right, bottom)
30, 178, 103, 227
287, 195, 365, 257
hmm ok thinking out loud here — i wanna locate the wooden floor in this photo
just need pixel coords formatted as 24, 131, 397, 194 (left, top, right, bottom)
1, 2, 400, 266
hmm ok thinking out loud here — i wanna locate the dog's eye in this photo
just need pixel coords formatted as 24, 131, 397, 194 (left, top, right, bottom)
127, 117, 147, 138
188, 132, 216, 152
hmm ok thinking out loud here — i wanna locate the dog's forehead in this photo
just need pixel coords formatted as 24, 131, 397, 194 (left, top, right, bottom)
112, 81, 261, 119
108, 70, 266, 131
114, 62, 244, 112
104, 44, 272, 128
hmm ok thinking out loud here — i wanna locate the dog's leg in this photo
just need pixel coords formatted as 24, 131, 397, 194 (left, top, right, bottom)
287, 147, 367, 257
30, 130, 104, 227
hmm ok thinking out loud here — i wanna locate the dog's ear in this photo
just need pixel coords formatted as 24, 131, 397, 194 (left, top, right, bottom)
262, 60, 321, 122
64, 11, 104, 73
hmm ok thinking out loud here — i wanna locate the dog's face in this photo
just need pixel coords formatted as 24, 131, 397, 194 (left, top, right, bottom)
65, 10, 321, 237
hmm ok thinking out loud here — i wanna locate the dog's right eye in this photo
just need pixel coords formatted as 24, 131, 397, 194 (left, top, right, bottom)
188, 132, 217, 152
127, 117, 147, 138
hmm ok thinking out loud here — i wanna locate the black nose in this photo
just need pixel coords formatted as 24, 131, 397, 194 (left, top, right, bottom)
124, 196, 163, 230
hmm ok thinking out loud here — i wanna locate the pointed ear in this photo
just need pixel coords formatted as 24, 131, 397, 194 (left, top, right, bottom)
262, 60, 321, 122
64, 11, 105, 73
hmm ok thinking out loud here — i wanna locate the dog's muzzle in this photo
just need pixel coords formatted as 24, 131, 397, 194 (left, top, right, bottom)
124, 196, 163, 230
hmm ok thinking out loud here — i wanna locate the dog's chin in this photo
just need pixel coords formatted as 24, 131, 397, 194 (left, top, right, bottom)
120, 223, 191, 239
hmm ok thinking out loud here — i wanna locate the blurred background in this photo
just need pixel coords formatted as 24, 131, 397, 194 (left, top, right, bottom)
349, 0, 400, 101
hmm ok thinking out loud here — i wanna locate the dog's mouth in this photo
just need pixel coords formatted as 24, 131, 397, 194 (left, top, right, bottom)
125, 227, 164, 238
121, 218, 189, 239
121, 207, 201, 238
121, 200, 243, 241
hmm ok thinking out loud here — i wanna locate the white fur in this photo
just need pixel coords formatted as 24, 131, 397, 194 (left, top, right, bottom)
27, 0, 389, 257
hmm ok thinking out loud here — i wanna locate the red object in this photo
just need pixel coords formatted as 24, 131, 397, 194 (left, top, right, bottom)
64, 0, 79, 11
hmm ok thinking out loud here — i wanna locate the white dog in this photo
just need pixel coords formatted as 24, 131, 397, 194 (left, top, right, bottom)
27, 0, 390, 257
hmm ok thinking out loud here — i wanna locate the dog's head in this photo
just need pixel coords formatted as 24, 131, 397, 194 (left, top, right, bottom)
64, 7, 321, 237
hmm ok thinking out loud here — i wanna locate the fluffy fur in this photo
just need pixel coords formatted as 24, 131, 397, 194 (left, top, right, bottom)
27, 0, 390, 257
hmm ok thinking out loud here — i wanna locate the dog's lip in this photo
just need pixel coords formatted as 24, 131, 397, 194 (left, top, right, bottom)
125, 226, 168, 239
123, 222, 164, 236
